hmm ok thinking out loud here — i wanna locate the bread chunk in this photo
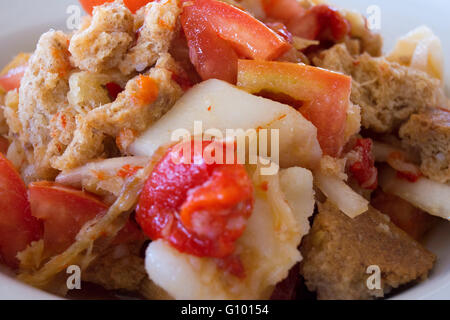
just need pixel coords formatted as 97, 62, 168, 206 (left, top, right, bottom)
313, 44, 444, 133
300, 201, 435, 300
119, 0, 181, 75
17, 30, 72, 181
52, 54, 183, 170
83, 243, 147, 292
399, 108, 450, 183
69, 0, 134, 73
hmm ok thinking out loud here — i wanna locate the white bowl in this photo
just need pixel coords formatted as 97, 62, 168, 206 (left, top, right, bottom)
0, 0, 448, 300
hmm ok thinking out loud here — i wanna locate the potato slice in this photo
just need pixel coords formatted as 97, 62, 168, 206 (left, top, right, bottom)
144, 166, 315, 299
130, 79, 322, 170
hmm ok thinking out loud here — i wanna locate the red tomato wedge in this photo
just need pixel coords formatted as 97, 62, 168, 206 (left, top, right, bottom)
0, 153, 42, 268
79, 0, 114, 15
347, 138, 378, 190
181, 0, 290, 82
28, 182, 108, 257
263, 0, 350, 42
237, 59, 351, 156
79, 0, 151, 15
262, 0, 306, 23
0, 64, 27, 92
290, 4, 350, 42
136, 140, 254, 259
181, 6, 239, 83
123, 0, 152, 13
0, 136, 9, 154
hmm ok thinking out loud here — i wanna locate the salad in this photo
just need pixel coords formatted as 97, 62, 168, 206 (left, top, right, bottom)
0, 0, 449, 300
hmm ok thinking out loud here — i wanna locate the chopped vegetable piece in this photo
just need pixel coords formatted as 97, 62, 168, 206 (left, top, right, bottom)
136, 140, 254, 259
237, 59, 351, 156
0, 64, 27, 91
79, 0, 151, 15
181, 0, 290, 82
29, 182, 108, 256
263, 1, 350, 42
347, 138, 378, 190
0, 153, 42, 268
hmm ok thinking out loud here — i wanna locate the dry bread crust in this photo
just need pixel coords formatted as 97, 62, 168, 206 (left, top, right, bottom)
52, 54, 183, 171
69, 0, 135, 73
399, 108, 450, 183
300, 201, 435, 300
16, 30, 72, 182
82, 243, 147, 292
313, 43, 445, 133
119, 0, 182, 75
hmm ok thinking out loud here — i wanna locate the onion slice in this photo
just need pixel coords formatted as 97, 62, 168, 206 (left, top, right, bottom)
315, 172, 369, 218
56, 156, 149, 188
379, 166, 450, 220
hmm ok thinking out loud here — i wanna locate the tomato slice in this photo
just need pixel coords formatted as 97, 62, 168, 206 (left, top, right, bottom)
181, 0, 290, 83
264, 1, 350, 42
237, 59, 351, 156
79, 0, 151, 15
347, 138, 378, 190
387, 152, 422, 183
292, 4, 350, 42
123, 0, 152, 13
0, 137, 9, 154
262, 0, 306, 23
181, 6, 239, 83
0, 64, 27, 92
105, 82, 123, 101
0, 153, 42, 268
136, 140, 254, 259
199, 0, 290, 60
28, 182, 108, 257
79, 0, 114, 15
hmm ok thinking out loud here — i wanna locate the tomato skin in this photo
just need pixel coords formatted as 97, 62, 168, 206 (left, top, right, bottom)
386, 152, 422, 183
262, 0, 306, 23
28, 182, 108, 257
132, 75, 159, 106
136, 140, 254, 259
123, 0, 152, 13
197, 0, 290, 60
181, 6, 239, 83
79, 0, 151, 15
289, 5, 350, 42
79, 0, 115, 15
237, 59, 351, 156
0, 153, 43, 268
0, 136, 9, 154
105, 82, 123, 101
0, 64, 27, 92
347, 138, 378, 190
264, 1, 350, 42
181, 0, 290, 83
